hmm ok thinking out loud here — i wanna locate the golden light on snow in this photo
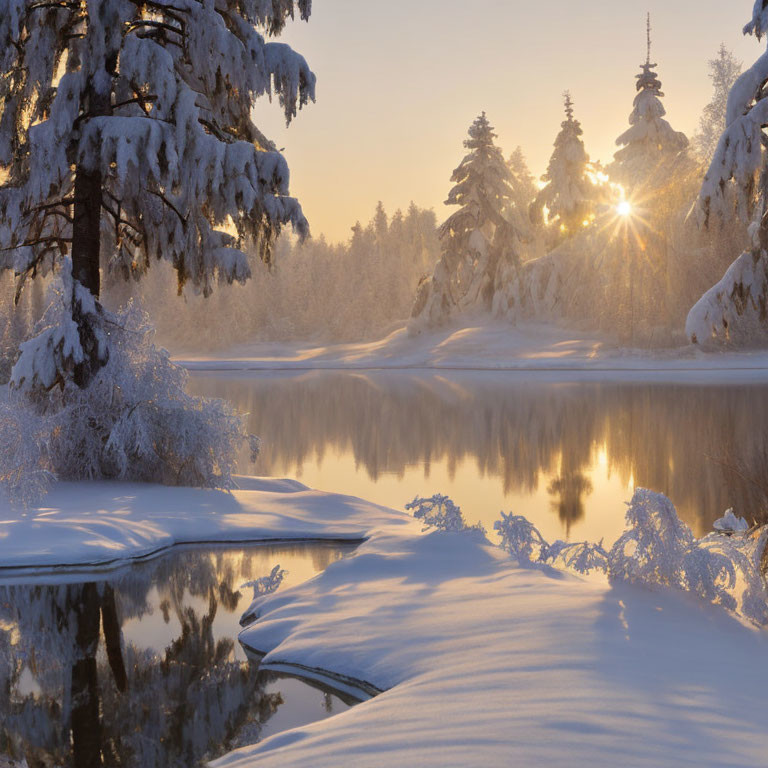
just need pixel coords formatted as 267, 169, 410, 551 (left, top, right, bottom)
617, 200, 632, 217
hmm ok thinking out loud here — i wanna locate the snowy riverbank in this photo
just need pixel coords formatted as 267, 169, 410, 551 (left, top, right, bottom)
2, 477, 768, 765
176, 321, 768, 382
0, 477, 418, 576
222, 509, 768, 768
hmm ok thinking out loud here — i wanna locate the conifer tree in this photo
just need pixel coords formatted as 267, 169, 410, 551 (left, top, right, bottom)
507, 146, 537, 216
0, 0, 315, 389
693, 44, 743, 163
610, 15, 688, 192
532, 92, 596, 237
688, 1, 768, 346
409, 112, 519, 332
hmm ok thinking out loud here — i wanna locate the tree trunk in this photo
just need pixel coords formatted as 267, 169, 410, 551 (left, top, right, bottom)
71, 86, 110, 388
72, 163, 103, 299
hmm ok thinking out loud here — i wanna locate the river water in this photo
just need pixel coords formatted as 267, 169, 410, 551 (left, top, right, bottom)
189, 370, 768, 543
0, 543, 356, 767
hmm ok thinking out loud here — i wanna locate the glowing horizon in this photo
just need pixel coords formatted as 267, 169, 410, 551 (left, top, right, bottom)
257, 0, 759, 244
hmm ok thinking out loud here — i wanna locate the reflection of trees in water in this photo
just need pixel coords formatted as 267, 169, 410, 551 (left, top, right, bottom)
548, 472, 593, 535
189, 373, 768, 529
0, 547, 320, 767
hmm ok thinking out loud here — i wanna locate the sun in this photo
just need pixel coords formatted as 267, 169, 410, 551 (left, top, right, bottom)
617, 200, 632, 217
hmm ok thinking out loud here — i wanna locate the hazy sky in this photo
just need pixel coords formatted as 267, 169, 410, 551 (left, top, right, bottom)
256, 1, 761, 243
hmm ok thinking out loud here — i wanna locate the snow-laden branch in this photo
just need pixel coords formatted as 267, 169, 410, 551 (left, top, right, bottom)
0, 0, 315, 293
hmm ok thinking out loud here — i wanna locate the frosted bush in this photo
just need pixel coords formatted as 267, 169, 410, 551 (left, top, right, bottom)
493, 488, 768, 626
2, 278, 258, 504
693, 527, 768, 625
607, 489, 694, 587
545, 540, 609, 576
610, 490, 768, 623
494, 512, 549, 564
494, 511, 607, 574
406, 494, 485, 534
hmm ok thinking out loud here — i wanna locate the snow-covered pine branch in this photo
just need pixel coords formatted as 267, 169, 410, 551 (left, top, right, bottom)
689, 2, 768, 346
0, 0, 315, 384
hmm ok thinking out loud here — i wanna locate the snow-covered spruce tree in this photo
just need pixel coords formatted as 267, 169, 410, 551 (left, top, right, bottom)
602, 17, 692, 344
688, 1, 768, 347
0, 0, 313, 498
409, 113, 522, 332
693, 44, 743, 163
531, 92, 597, 240
0, 0, 314, 385
609, 15, 689, 193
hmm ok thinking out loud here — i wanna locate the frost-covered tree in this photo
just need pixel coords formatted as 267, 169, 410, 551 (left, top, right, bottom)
128, 201, 440, 348
409, 113, 523, 332
506, 146, 537, 217
688, 1, 768, 347
532, 92, 597, 237
693, 44, 743, 163
609, 15, 689, 193
0, 0, 315, 388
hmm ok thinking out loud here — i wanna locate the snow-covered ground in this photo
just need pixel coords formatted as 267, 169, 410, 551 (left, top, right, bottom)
0, 476, 417, 576
177, 321, 768, 382
215, 502, 768, 768
3, 476, 768, 765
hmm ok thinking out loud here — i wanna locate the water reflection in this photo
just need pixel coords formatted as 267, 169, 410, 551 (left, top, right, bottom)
0, 544, 353, 767
188, 371, 768, 542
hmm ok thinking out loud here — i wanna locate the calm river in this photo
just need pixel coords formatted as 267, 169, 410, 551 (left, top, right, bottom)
189, 370, 768, 543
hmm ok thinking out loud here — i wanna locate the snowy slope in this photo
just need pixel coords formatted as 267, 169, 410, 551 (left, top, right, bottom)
0, 476, 418, 575
222, 524, 768, 768
177, 321, 768, 381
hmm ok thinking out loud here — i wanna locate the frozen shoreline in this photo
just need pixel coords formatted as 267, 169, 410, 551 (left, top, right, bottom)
0, 476, 416, 577
176, 321, 768, 383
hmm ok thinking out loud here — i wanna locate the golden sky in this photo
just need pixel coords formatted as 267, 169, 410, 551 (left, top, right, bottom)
255, 1, 760, 243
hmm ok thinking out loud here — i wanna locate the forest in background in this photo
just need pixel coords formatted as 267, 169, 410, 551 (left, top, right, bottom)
0, 39, 756, 358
